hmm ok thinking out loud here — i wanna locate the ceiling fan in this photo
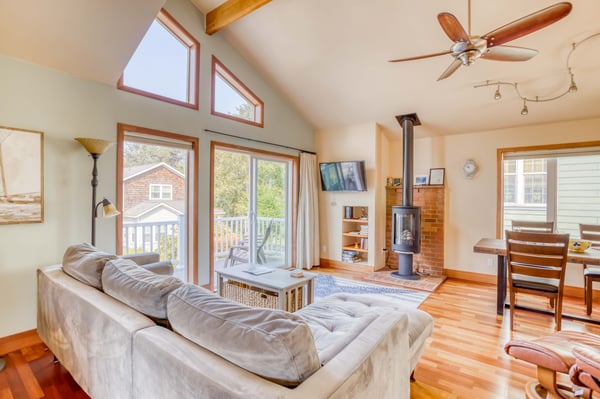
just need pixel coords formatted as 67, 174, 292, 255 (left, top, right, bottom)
389, 1, 572, 80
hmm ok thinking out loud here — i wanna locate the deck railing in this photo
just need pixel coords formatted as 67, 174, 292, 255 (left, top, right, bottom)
122, 216, 286, 269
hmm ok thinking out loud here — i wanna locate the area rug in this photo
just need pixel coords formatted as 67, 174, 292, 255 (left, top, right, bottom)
363, 270, 446, 292
313, 274, 429, 307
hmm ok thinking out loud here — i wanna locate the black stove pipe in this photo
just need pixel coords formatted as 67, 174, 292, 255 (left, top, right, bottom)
395, 113, 421, 203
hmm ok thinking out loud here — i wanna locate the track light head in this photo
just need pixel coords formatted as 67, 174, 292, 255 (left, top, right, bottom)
521, 100, 528, 116
494, 85, 502, 100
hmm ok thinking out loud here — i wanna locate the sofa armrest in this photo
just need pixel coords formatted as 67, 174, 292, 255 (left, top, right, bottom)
140, 261, 174, 276
120, 253, 174, 276
121, 252, 160, 265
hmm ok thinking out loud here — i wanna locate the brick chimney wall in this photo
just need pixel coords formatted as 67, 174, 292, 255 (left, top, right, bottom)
386, 185, 445, 276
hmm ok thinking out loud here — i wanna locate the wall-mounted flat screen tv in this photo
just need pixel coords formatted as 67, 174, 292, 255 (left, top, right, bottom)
319, 160, 367, 192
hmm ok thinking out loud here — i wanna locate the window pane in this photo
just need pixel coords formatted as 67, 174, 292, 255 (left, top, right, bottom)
504, 175, 516, 203
162, 185, 172, 200
150, 185, 161, 199
505, 160, 516, 173
214, 74, 255, 121
122, 20, 189, 102
524, 174, 546, 204
556, 154, 600, 236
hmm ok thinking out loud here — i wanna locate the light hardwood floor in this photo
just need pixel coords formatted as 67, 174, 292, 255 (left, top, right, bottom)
2, 269, 600, 399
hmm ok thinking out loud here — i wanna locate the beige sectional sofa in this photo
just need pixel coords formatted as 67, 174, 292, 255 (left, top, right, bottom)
37, 244, 433, 399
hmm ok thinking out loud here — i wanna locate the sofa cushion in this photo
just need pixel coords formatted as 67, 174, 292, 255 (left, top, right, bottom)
62, 243, 117, 289
295, 305, 378, 365
102, 258, 183, 319
299, 293, 434, 372
167, 284, 320, 386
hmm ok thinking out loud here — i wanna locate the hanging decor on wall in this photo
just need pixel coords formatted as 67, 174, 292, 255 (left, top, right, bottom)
473, 32, 600, 115
0, 126, 44, 224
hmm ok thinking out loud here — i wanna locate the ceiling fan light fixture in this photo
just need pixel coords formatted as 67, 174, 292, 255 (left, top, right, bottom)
521, 100, 528, 116
494, 85, 502, 100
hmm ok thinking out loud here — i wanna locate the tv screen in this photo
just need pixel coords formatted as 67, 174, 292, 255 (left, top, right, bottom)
319, 160, 367, 192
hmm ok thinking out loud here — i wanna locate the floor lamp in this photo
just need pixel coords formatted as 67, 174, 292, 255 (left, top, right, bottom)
75, 138, 120, 246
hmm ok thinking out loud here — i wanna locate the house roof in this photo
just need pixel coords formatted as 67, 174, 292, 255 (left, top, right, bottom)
123, 200, 185, 219
2, 0, 600, 137
124, 162, 184, 181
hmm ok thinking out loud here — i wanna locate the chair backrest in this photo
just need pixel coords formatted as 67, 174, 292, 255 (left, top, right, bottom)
511, 220, 554, 233
257, 219, 273, 251
505, 231, 569, 287
580, 223, 600, 244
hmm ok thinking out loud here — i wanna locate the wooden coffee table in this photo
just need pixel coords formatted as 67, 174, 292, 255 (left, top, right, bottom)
216, 263, 316, 312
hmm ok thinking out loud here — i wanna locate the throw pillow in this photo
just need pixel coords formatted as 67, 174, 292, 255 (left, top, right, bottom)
167, 284, 320, 386
62, 243, 117, 289
102, 258, 183, 319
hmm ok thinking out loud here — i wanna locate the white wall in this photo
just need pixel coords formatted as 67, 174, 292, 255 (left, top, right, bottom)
316, 123, 378, 265
0, 0, 314, 338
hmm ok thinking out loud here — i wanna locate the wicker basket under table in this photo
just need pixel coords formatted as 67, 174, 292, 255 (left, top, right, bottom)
216, 264, 316, 312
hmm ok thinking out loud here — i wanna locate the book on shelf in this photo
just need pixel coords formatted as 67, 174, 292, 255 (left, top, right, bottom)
360, 237, 368, 250
359, 225, 369, 235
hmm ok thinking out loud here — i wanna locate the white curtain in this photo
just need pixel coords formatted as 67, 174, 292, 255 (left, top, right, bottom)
296, 152, 320, 269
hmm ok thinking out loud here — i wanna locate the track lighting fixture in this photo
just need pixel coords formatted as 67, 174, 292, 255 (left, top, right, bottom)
474, 32, 599, 116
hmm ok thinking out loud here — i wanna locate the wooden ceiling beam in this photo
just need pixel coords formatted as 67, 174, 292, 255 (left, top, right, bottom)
205, 0, 272, 36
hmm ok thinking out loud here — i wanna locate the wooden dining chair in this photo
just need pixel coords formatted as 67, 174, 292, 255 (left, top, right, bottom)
511, 220, 555, 233
580, 223, 600, 315
505, 230, 570, 331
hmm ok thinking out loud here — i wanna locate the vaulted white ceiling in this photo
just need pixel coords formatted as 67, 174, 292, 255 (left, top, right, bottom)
1, 0, 599, 138
193, 0, 600, 137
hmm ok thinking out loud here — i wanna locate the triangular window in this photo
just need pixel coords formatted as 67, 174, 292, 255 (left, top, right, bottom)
118, 9, 199, 109
211, 56, 264, 127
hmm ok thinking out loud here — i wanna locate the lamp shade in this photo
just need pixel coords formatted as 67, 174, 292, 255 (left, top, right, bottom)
75, 137, 114, 155
101, 198, 121, 218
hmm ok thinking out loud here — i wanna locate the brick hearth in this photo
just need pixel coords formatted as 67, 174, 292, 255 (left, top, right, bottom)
386, 185, 445, 276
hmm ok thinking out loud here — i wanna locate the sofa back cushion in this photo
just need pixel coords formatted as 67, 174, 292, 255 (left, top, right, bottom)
102, 258, 183, 319
62, 243, 117, 289
167, 284, 320, 386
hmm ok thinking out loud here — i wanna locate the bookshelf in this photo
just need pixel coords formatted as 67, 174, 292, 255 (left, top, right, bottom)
341, 206, 368, 264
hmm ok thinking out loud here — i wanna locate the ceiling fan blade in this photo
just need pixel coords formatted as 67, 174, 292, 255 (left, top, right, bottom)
437, 58, 462, 81
438, 12, 471, 43
482, 2, 572, 47
481, 45, 539, 61
389, 50, 452, 63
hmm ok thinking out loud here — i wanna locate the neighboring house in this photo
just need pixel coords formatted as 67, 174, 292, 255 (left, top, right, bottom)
122, 162, 185, 253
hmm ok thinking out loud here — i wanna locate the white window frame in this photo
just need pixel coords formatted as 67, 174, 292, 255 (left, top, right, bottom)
149, 184, 173, 200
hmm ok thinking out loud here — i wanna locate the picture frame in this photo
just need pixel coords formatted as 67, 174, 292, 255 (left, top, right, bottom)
429, 168, 445, 186
0, 126, 44, 224
414, 174, 429, 186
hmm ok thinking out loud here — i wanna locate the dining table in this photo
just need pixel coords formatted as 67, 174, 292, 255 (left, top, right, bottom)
473, 237, 600, 317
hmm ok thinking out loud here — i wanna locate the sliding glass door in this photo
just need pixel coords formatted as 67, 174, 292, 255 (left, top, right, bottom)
213, 145, 293, 272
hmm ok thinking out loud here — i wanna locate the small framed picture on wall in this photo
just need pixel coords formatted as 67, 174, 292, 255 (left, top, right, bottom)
414, 174, 429, 186
429, 168, 445, 186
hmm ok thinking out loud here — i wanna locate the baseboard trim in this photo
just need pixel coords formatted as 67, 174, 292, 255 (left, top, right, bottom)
319, 258, 374, 273
445, 269, 588, 299
444, 269, 496, 285
0, 329, 41, 355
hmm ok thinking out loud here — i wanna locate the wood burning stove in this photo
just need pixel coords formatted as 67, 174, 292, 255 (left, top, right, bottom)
391, 112, 421, 280
391, 205, 421, 279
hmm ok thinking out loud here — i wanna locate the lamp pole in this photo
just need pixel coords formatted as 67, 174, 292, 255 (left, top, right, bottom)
90, 153, 100, 246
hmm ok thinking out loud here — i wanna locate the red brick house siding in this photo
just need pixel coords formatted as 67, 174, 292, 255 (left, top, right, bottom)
124, 166, 184, 210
